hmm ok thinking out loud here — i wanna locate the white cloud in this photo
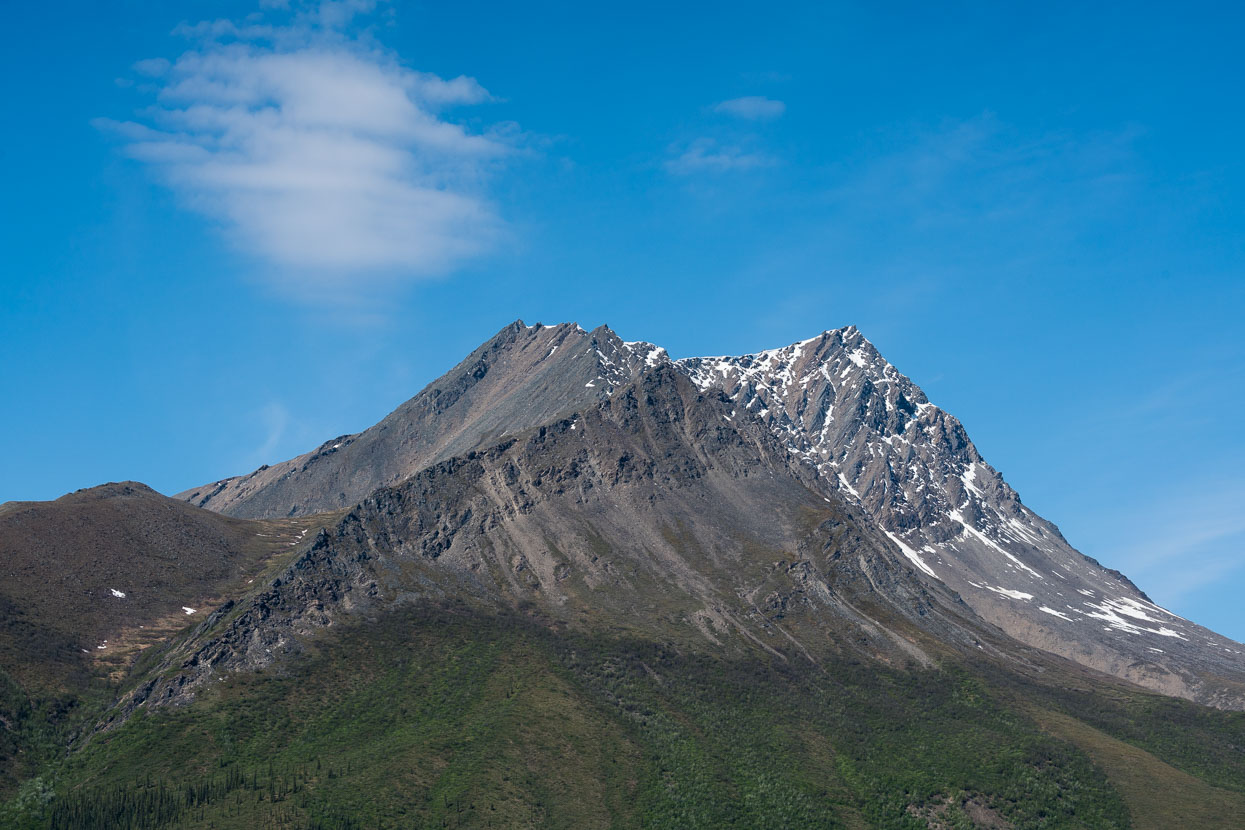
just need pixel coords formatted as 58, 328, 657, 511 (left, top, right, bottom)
250, 402, 291, 467
1080, 481, 1245, 611
827, 115, 1144, 236
714, 96, 785, 121
665, 138, 775, 175
132, 57, 170, 77
102, 2, 512, 295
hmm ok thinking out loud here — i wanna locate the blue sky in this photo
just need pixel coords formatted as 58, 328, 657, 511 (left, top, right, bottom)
2, 0, 1242, 640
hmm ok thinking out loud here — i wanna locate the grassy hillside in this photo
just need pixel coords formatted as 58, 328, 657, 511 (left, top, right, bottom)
1025, 707, 1245, 830
0, 484, 327, 694
0, 484, 348, 806
5, 604, 1243, 828
0, 603, 1175, 829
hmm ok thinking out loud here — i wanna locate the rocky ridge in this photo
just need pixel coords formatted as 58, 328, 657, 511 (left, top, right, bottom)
668, 327, 1245, 706
173, 320, 1245, 708
179, 322, 661, 519
136, 367, 997, 712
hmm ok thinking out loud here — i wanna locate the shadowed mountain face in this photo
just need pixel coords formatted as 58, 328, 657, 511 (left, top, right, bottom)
134, 367, 995, 713
172, 320, 1245, 708
8, 323, 1245, 829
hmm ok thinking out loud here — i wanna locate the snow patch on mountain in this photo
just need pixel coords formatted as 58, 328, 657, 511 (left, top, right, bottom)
884, 530, 937, 577
664, 324, 1241, 691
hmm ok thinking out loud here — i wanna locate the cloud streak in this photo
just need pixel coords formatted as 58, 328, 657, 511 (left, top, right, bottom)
665, 138, 775, 175
100, 1, 512, 295
714, 96, 785, 121
1085, 481, 1245, 610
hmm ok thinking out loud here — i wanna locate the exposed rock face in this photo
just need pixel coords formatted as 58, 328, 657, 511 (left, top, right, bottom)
177, 322, 662, 519
136, 368, 992, 711
171, 319, 1245, 708
673, 327, 1245, 707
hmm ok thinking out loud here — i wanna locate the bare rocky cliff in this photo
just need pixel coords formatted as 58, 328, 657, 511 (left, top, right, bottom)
136, 367, 995, 712
177, 322, 660, 519
171, 319, 1245, 708
674, 326, 1245, 707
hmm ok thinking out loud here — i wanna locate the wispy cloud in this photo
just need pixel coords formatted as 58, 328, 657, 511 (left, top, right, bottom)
132, 57, 171, 77
714, 96, 785, 121
1088, 482, 1245, 609
826, 115, 1144, 243
98, 1, 513, 297
248, 401, 291, 468
665, 138, 775, 175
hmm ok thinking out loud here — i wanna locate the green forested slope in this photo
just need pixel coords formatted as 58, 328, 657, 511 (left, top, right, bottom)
6, 605, 1242, 830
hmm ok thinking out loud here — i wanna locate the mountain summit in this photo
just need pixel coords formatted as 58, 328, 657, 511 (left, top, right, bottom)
174, 320, 1245, 709
7, 320, 1245, 829
178, 322, 659, 518
673, 327, 1245, 707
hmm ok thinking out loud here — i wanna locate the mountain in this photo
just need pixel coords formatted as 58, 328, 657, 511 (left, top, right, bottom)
132, 365, 992, 714
673, 327, 1245, 708
4, 320, 1245, 829
0, 482, 332, 797
0, 482, 328, 691
175, 320, 1245, 710
177, 322, 663, 519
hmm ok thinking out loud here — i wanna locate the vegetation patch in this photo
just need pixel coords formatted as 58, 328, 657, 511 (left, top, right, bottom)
1, 605, 1162, 829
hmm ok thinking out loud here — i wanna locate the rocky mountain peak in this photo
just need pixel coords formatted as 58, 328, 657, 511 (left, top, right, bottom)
177, 320, 659, 519
172, 319, 1245, 707
671, 327, 1245, 705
